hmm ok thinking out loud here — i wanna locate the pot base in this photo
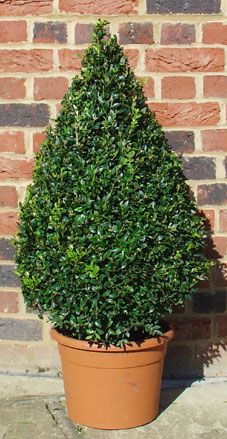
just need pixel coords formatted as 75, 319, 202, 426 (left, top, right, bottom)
52, 328, 174, 430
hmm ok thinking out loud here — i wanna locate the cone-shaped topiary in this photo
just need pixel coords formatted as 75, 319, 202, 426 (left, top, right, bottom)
15, 21, 211, 347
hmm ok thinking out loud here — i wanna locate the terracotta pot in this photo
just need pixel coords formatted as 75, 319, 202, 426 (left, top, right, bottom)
52, 327, 174, 430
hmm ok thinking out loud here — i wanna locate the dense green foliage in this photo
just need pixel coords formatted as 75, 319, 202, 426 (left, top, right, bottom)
15, 21, 211, 346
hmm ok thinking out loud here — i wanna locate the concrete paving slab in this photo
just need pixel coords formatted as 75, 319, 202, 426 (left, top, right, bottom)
0, 398, 65, 439
47, 382, 227, 439
0, 374, 227, 439
0, 373, 64, 400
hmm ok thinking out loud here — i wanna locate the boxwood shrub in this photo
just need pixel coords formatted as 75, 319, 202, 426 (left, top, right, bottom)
15, 21, 211, 346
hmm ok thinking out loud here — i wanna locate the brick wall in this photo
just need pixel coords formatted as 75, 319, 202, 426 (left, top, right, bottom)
0, 0, 226, 377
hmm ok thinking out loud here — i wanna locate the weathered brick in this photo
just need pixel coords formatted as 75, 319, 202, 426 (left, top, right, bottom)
172, 304, 185, 314
0, 318, 42, 341
214, 316, 227, 337
198, 184, 227, 205
0, 0, 52, 16
219, 209, 227, 232
119, 22, 153, 45
199, 209, 215, 231
0, 158, 34, 180
182, 157, 216, 180
0, 238, 16, 260
202, 130, 227, 152
0, 212, 19, 235
204, 76, 227, 98
0, 187, 18, 208
0, 21, 27, 43
211, 262, 227, 288
59, 49, 83, 71
196, 343, 227, 378
0, 78, 26, 100
161, 23, 195, 45
59, 0, 138, 14
138, 77, 154, 98
224, 157, 227, 178
149, 102, 220, 127
162, 76, 195, 99
203, 23, 227, 45
0, 50, 53, 73
145, 48, 224, 73
0, 104, 49, 127
164, 345, 196, 379
205, 236, 227, 259
0, 343, 60, 371
33, 22, 67, 44
33, 132, 46, 153
0, 291, 19, 313
75, 23, 93, 44
165, 131, 195, 153
193, 292, 226, 313
147, 0, 221, 14
0, 132, 25, 154
34, 77, 69, 101
125, 49, 139, 69
171, 318, 211, 341
0, 265, 20, 287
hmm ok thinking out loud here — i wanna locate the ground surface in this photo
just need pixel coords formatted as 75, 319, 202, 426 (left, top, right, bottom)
0, 374, 227, 438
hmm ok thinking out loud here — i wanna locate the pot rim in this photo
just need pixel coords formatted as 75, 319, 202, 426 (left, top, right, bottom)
51, 327, 174, 352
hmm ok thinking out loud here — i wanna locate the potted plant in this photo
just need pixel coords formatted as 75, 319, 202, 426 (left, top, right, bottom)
14, 21, 211, 430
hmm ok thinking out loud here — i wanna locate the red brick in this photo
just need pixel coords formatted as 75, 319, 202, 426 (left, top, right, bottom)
161, 23, 195, 45
162, 76, 195, 99
0, 50, 53, 73
199, 209, 215, 231
202, 130, 227, 152
204, 76, 227, 98
0, 132, 25, 154
0, 158, 34, 180
0, 0, 53, 16
145, 48, 224, 73
34, 77, 69, 101
33, 132, 46, 153
203, 22, 227, 45
59, 49, 83, 71
212, 262, 227, 288
0, 21, 27, 43
219, 210, 227, 232
0, 187, 18, 208
206, 236, 227, 258
137, 77, 154, 98
59, 0, 138, 14
0, 212, 19, 235
149, 102, 220, 127
215, 316, 227, 337
0, 78, 26, 100
171, 318, 211, 341
119, 22, 153, 45
75, 23, 93, 44
125, 49, 139, 69
0, 291, 19, 313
